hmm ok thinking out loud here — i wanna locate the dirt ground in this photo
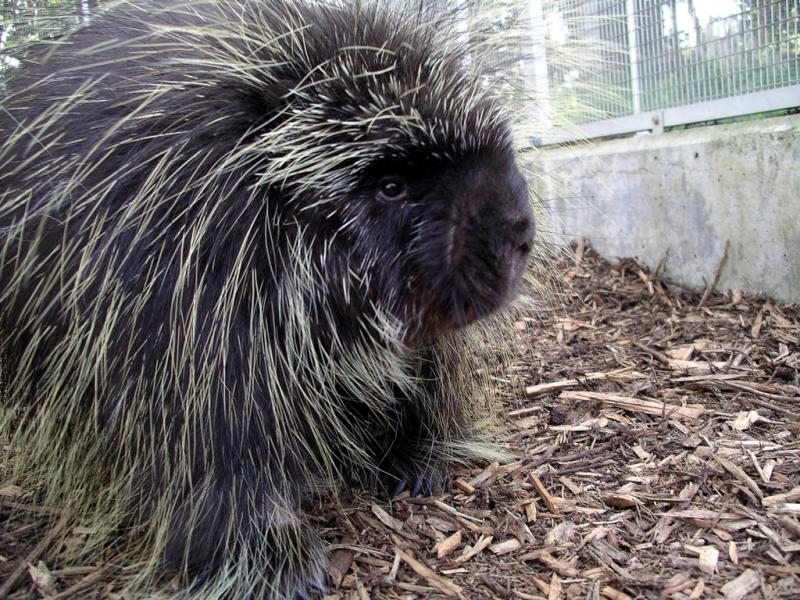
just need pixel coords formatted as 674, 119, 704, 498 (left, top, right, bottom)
2, 244, 799, 599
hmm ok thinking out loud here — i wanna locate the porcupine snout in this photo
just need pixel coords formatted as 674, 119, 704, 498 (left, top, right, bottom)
465, 158, 533, 306
501, 172, 537, 287
418, 152, 534, 336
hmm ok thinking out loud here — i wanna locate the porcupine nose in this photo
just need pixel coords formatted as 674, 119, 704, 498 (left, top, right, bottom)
505, 184, 535, 281
511, 213, 535, 258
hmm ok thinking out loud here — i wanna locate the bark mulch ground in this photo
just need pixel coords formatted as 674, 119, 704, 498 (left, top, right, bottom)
2, 244, 799, 599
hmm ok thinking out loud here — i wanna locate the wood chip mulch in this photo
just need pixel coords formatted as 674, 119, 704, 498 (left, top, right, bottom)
315, 243, 800, 600
2, 243, 799, 599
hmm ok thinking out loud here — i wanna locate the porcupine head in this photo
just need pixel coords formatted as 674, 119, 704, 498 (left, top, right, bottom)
0, 0, 535, 598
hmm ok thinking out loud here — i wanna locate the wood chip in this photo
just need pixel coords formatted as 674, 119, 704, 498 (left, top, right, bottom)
762, 486, 800, 507
355, 574, 369, 600
490, 538, 522, 555
329, 547, 354, 588
452, 535, 493, 565
601, 492, 642, 509
467, 462, 499, 488
525, 501, 537, 523
663, 574, 692, 594
386, 549, 402, 584
454, 478, 476, 495
688, 578, 705, 600
371, 505, 404, 532
548, 573, 562, 600
773, 515, 800, 538
520, 550, 579, 577
668, 359, 729, 375
712, 454, 763, 500
434, 531, 462, 559
600, 585, 634, 600
529, 474, 559, 513
728, 541, 739, 564
720, 569, 761, 600
730, 410, 764, 431
399, 551, 461, 597
559, 391, 705, 420
769, 503, 800, 514
657, 509, 738, 528
525, 369, 645, 397
751, 310, 764, 338
697, 545, 719, 575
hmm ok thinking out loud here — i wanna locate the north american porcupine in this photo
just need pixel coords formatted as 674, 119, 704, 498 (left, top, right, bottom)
1, 0, 540, 597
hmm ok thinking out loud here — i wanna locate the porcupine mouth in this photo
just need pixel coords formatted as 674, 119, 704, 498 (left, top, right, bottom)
405, 272, 517, 347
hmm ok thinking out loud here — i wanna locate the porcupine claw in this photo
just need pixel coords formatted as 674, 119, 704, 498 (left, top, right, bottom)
392, 475, 435, 498
392, 478, 409, 497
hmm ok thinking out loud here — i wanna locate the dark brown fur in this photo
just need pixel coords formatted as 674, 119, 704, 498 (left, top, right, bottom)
0, 1, 533, 597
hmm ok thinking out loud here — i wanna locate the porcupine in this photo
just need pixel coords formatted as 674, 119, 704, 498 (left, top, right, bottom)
0, 0, 536, 597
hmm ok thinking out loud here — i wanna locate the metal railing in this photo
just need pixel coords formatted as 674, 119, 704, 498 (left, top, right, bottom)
537, 0, 800, 143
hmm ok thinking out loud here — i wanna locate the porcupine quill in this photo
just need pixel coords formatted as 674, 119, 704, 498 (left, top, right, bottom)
0, 1, 561, 597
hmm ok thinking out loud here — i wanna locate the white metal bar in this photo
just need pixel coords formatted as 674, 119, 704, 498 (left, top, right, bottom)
625, 0, 641, 114
527, 0, 552, 129
662, 84, 800, 127
537, 112, 657, 145
537, 84, 800, 145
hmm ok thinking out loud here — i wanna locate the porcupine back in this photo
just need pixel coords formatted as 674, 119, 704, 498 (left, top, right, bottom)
0, 0, 531, 596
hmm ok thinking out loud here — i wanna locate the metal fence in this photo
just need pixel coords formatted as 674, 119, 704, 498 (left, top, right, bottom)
3, 0, 798, 142
537, 0, 800, 143
0, 1, 97, 61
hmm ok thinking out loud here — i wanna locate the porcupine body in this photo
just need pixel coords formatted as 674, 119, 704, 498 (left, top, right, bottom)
0, 1, 534, 597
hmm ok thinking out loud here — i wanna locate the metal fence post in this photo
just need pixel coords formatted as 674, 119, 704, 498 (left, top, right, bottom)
625, 0, 641, 115
528, 0, 552, 130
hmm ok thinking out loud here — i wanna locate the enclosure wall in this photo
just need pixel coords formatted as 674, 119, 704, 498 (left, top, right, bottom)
533, 114, 800, 304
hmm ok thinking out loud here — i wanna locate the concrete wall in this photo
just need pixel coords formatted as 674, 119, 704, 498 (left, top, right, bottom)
532, 114, 800, 304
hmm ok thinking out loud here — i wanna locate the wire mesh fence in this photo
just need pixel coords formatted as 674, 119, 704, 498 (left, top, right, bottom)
539, 0, 800, 136
0, 1, 97, 57
635, 0, 800, 109
538, 1, 634, 123
2, 1, 798, 137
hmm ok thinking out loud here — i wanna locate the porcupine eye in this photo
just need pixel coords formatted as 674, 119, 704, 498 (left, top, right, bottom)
376, 176, 408, 203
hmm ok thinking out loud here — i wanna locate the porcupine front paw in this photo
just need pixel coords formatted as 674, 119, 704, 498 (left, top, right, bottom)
375, 434, 456, 497
387, 458, 451, 498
